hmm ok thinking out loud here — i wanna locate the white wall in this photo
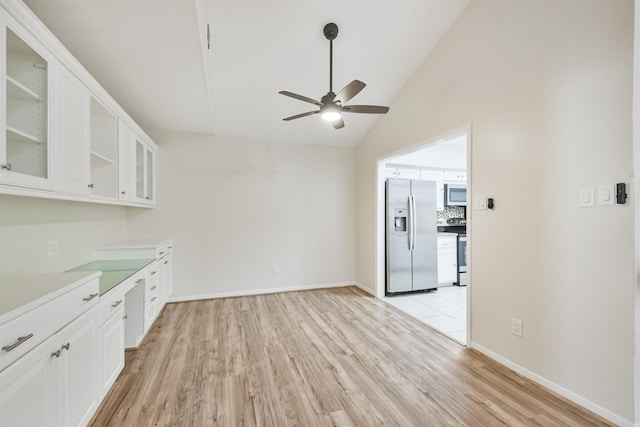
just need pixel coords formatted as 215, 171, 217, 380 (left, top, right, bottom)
356, 0, 635, 424
0, 195, 128, 275
126, 130, 356, 299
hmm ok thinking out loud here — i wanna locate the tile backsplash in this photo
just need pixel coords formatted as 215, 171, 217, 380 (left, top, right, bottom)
437, 206, 465, 219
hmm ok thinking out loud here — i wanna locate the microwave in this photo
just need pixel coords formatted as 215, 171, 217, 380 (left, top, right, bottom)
444, 184, 467, 206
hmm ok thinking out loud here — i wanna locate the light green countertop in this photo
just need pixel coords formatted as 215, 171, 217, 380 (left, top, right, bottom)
68, 259, 154, 296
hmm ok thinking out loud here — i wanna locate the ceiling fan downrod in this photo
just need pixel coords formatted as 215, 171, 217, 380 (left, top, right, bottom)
324, 23, 338, 95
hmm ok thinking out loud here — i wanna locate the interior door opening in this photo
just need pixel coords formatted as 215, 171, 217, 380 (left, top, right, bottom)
375, 127, 471, 346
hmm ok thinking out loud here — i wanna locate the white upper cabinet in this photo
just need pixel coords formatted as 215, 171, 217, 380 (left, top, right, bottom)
88, 96, 118, 200
0, 4, 158, 207
119, 120, 156, 205
0, 13, 53, 190
135, 138, 155, 205
53, 64, 90, 196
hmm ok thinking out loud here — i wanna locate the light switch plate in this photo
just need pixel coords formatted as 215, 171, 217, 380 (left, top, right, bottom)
473, 195, 486, 210
598, 184, 614, 206
579, 188, 594, 208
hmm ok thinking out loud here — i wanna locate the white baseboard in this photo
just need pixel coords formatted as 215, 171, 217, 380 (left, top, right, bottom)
167, 281, 357, 303
353, 281, 375, 295
470, 342, 634, 427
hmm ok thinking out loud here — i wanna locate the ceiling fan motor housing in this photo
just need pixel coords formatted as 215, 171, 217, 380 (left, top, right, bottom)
324, 23, 338, 40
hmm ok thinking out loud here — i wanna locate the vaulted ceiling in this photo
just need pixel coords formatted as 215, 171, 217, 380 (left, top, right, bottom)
24, 0, 469, 147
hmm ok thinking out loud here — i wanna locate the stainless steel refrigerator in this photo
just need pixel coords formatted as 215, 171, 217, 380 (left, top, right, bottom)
386, 179, 438, 295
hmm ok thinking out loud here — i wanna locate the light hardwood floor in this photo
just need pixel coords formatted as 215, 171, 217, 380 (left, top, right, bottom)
90, 287, 613, 426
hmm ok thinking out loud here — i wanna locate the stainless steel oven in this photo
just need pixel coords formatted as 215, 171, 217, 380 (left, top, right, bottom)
456, 234, 467, 286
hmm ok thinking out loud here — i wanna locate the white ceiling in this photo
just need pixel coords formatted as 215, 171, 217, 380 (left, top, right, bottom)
24, 0, 468, 148
388, 134, 467, 169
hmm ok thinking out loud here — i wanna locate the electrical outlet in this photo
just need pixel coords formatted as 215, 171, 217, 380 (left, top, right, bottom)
48, 240, 58, 257
511, 317, 523, 337
273, 264, 279, 274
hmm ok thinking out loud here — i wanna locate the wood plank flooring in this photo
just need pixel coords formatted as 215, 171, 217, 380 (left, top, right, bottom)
90, 287, 613, 426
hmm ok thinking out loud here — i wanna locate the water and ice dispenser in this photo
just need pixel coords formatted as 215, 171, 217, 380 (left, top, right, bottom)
394, 209, 407, 232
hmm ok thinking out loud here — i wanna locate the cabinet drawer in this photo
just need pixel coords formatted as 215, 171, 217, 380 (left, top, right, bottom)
98, 285, 127, 326
437, 238, 457, 249
0, 278, 99, 371
155, 241, 172, 259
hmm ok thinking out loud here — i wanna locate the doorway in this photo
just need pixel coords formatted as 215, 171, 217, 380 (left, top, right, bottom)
375, 127, 471, 346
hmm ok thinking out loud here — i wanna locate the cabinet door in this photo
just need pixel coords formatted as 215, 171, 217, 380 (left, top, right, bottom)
56, 307, 99, 427
160, 253, 173, 305
145, 146, 154, 203
0, 336, 57, 427
117, 119, 135, 202
54, 65, 90, 195
99, 307, 124, 399
1, 14, 54, 190
89, 96, 118, 199
437, 236, 458, 284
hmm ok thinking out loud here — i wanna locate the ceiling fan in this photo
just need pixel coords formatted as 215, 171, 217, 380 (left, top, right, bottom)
279, 22, 389, 129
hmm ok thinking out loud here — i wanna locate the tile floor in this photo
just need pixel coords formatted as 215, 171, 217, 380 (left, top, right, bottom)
383, 286, 467, 345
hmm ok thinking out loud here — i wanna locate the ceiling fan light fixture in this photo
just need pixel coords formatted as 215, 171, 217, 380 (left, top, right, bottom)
321, 107, 341, 122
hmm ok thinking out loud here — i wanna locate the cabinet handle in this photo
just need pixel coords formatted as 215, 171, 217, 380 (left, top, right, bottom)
83, 293, 99, 302
61, 343, 70, 351
123, 315, 128, 320
111, 300, 123, 308
121, 191, 126, 195
2, 333, 34, 352
168, 246, 172, 249
88, 183, 94, 189
151, 285, 157, 290
136, 279, 144, 284
158, 252, 165, 255
150, 297, 157, 302
151, 271, 157, 275
164, 261, 168, 265
145, 197, 150, 200
1, 163, 12, 171
51, 350, 61, 358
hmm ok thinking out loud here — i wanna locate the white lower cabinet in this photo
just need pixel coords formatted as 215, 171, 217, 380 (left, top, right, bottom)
56, 307, 99, 427
0, 306, 98, 427
0, 335, 57, 427
98, 306, 124, 399
437, 234, 458, 285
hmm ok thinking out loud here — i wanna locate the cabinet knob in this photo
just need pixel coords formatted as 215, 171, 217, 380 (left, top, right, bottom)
150, 297, 157, 302
1, 163, 12, 171
123, 314, 128, 320
145, 197, 150, 200
121, 191, 126, 195
88, 183, 94, 189
164, 261, 168, 265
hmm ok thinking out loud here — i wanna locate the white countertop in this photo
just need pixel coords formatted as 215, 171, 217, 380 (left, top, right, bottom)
0, 271, 101, 323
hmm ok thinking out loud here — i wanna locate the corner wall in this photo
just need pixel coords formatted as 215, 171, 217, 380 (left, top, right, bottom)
356, 0, 635, 423
126, 130, 356, 299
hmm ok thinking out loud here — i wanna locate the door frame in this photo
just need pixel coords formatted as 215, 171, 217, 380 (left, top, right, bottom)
374, 124, 472, 345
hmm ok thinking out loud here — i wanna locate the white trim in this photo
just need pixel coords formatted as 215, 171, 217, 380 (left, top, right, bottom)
167, 281, 357, 303
633, 0, 640, 423
470, 342, 634, 427
353, 281, 375, 295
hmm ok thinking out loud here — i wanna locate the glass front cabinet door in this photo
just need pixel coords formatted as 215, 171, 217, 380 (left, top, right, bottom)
1, 13, 54, 190
135, 138, 154, 204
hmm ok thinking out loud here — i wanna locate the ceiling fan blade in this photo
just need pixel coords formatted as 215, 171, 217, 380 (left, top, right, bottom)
342, 105, 390, 114
283, 110, 320, 121
279, 91, 322, 106
332, 117, 345, 129
334, 80, 366, 105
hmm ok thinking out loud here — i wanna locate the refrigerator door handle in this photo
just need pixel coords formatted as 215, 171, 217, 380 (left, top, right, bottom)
408, 196, 416, 251
407, 196, 412, 250
410, 195, 417, 250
